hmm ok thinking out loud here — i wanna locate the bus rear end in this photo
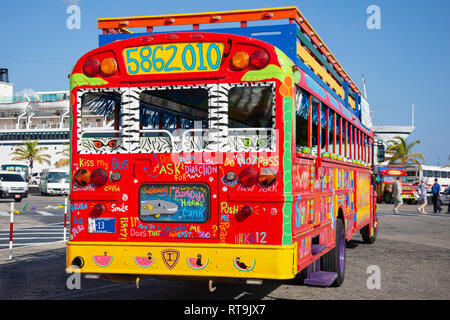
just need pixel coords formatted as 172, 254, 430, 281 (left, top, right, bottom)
66, 31, 298, 283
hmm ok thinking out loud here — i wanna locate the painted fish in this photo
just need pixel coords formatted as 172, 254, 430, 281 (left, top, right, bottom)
140, 200, 178, 217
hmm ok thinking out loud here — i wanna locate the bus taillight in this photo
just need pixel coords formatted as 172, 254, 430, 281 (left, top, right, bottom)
83, 57, 118, 78
100, 58, 118, 77
258, 167, 277, 187
235, 205, 253, 222
82, 58, 100, 77
238, 167, 258, 187
249, 50, 269, 70
231, 51, 249, 70
90, 203, 105, 217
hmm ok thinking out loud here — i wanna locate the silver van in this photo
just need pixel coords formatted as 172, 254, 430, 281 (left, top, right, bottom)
40, 168, 70, 196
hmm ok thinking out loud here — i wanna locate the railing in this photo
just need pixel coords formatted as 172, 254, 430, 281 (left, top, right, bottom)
0, 92, 69, 104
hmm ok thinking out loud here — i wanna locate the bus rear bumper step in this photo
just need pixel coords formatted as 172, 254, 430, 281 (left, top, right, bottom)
304, 271, 337, 287
304, 257, 337, 287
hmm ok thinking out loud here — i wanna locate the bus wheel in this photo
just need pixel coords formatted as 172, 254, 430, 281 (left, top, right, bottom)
321, 219, 345, 287
361, 223, 377, 244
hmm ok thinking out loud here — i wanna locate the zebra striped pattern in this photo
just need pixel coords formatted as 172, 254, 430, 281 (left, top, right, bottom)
75, 82, 276, 154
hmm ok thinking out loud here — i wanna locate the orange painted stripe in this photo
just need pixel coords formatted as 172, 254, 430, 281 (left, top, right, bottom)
98, 7, 297, 29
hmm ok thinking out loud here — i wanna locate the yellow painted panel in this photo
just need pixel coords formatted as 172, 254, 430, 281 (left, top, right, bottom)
123, 42, 224, 75
66, 241, 297, 280
296, 42, 355, 109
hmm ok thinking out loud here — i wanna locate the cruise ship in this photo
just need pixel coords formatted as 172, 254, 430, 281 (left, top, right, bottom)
0, 68, 70, 174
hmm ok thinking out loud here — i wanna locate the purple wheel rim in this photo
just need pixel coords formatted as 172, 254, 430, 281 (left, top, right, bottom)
339, 232, 345, 274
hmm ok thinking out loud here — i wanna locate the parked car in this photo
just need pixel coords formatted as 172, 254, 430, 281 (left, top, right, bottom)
0, 170, 29, 202
40, 168, 70, 196
440, 187, 450, 206
30, 172, 41, 185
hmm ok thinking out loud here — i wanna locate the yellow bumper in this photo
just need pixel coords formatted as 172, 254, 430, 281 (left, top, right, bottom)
66, 241, 297, 280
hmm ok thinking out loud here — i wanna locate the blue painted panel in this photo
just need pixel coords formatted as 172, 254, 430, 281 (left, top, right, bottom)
99, 23, 363, 125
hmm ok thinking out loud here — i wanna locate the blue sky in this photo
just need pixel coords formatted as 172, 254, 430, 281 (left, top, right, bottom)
0, 0, 449, 166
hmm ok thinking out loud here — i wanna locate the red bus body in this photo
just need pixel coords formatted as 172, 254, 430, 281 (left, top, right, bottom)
66, 7, 377, 287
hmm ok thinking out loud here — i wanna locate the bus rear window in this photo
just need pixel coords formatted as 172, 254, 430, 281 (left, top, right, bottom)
81, 91, 122, 137
228, 86, 274, 129
139, 88, 209, 132
138, 88, 210, 152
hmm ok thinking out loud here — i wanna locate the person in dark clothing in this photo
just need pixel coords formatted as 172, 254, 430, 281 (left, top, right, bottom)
431, 179, 441, 213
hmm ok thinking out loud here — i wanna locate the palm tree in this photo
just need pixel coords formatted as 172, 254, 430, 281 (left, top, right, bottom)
10, 139, 51, 175
385, 136, 425, 168
55, 146, 70, 168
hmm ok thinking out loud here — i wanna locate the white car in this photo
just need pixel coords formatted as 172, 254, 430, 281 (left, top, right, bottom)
0, 170, 29, 202
440, 187, 450, 206
30, 172, 41, 185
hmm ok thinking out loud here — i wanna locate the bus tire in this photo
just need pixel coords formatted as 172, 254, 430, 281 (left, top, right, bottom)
361, 224, 377, 244
321, 219, 345, 287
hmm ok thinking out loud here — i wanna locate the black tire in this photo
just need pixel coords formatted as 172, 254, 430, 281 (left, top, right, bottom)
321, 219, 346, 287
361, 223, 377, 244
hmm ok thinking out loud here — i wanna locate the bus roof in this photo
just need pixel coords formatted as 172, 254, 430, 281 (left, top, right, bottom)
97, 7, 366, 126
98, 6, 359, 93
379, 169, 407, 176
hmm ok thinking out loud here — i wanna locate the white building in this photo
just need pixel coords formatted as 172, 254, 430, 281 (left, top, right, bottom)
0, 68, 70, 174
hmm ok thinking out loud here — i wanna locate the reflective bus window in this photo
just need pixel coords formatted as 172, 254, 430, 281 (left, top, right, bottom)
295, 88, 309, 149
228, 86, 273, 129
80, 91, 122, 153
139, 88, 209, 152
228, 85, 275, 152
81, 92, 122, 133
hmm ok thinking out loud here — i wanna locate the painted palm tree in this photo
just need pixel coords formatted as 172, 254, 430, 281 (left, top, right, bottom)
55, 146, 70, 168
10, 139, 51, 174
385, 136, 425, 168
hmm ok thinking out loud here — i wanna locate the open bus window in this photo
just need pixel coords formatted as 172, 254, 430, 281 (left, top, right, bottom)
80, 91, 123, 153
227, 85, 275, 152
139, 88, 209, 152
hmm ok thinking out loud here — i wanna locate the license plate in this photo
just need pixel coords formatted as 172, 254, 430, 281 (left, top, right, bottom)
88, 218, 116, 233
15, 194, 21, 199
123, 42, 224, 75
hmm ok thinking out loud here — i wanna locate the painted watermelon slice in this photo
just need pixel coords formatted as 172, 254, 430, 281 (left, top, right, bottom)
187, 257, 209, 270
233, 258, 255, 272
134, 256, 155, 268
92, 255, 113, 267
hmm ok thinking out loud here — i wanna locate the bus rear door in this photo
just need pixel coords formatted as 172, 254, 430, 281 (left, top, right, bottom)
127, 84, 220, 243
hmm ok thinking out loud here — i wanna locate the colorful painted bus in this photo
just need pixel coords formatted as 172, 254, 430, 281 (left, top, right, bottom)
66, 7, 378, 288
374, 166, 417, 204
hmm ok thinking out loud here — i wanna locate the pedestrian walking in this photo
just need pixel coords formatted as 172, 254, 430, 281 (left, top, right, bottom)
417, 178, 429, 214
431, 179, 441, 213
392, 177, 403, 214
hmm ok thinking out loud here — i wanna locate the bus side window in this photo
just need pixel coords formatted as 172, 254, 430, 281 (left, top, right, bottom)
310, 98, 319, 155
295, 88, 309, 150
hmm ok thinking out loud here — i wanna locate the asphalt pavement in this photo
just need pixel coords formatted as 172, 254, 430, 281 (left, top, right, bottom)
0, 200, 448, 300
